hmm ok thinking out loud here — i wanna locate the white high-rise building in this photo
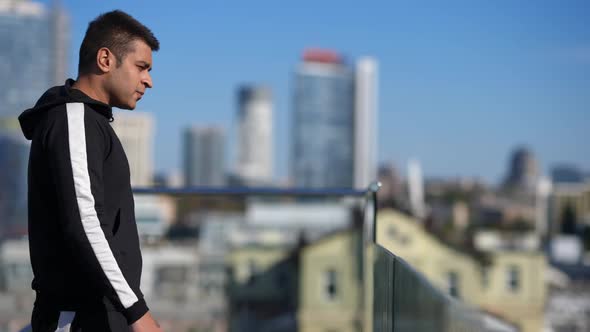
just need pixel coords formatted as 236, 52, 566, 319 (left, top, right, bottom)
535, 176, 552, 237
408, 159, 426, 220
183, 126, 225, 187
236, 86, 273, 185
50, 0, 69, 86
110, 111, 154, 187
354, 57, 378, 190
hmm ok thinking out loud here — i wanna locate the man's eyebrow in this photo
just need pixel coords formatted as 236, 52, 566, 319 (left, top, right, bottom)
136, 61, 152, 71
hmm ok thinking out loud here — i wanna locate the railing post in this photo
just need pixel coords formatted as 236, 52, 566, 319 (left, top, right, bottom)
363, 181, 381, 331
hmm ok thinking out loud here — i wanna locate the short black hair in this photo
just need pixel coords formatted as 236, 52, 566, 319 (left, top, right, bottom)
78, 10, 159, 74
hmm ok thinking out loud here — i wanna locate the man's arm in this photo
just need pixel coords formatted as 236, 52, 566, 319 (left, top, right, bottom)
45, 103, 148, 324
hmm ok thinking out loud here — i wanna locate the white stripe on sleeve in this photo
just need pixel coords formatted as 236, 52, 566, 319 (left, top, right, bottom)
66, 102, 138, 308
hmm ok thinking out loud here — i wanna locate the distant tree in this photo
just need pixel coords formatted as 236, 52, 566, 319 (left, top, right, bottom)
441, 190, 470, 204
504, 218, 534, 233
561, 204, 577, 235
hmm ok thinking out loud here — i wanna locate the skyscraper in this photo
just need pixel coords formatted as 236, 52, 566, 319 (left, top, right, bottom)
0, 0, 69, 118
503, 146, 539, 193
408, 159, 426, 220
236, 85, 273, 185
184, 126, 225, 187
535, 176, 552, 237
110, 112, 155, 187
0, 133, 29, 238
49, 0, 69, 86
354, 57, 378, 190
377, 162, 403, 207
292, 49, 355, 189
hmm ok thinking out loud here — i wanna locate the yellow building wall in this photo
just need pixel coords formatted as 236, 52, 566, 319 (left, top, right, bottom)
376, 209, 546, 332
298, 232, 363, 332
477, 252, 546, 332
377, 210, 481, 301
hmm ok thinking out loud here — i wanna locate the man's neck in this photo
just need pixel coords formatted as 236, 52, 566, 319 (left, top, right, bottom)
72, 76, 110, 105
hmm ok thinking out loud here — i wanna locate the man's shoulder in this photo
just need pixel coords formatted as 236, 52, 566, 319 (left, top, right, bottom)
40, 103, 111, 137
45, 102, 109, 124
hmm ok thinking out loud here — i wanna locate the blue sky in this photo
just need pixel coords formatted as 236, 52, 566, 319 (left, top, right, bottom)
44, 0, 590, 184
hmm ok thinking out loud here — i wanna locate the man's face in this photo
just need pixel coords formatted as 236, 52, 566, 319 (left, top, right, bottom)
107, 39, 153, 110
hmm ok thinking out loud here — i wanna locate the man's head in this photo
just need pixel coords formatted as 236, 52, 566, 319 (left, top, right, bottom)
78, 10, 159, 110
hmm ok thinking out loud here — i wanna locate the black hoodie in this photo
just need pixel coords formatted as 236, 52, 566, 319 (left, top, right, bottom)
19, 79, 148, 324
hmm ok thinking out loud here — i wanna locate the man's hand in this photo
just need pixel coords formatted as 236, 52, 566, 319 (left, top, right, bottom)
130, 311, 163, 332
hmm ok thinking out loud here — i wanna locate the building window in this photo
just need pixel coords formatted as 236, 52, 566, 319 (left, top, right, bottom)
506, 265, 520, 292
388, 225, 397, 238
481, 267, 490, 289
447, 271, 460, 299
323, 268, 338, 301
399, 234, 411, 245
246, 259, 258, 284
387, 225, 411, 245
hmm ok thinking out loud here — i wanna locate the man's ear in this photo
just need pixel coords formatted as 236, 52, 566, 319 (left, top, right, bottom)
96, 47, 115, 73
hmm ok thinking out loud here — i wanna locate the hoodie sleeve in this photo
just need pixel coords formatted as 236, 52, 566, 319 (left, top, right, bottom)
45, 103, 148, 324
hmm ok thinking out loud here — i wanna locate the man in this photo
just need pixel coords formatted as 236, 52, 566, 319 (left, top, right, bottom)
19, 10, 162, 332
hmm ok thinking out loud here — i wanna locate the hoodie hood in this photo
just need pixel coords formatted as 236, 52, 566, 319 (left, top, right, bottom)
19, 79, 113, 140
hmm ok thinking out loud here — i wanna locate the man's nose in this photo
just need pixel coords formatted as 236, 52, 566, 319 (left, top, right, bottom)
143, 72, 153, 89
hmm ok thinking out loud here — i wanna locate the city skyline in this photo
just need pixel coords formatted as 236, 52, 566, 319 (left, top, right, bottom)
35, 0, 590, 184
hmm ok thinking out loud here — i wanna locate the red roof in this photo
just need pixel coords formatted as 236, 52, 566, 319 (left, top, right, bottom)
303, 49, 342, 64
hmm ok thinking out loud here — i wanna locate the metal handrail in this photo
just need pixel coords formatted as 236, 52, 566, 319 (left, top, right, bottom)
133, 186, 367, 197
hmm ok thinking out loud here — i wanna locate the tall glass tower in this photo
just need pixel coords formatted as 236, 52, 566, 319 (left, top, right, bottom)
292, 50, 355, 189
184, 126, 226, 187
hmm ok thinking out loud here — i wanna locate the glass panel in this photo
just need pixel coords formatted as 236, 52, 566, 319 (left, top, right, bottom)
372, 244, 485, 332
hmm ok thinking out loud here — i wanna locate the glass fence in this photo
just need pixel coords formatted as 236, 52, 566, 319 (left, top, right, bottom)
372, 244, 484, 332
